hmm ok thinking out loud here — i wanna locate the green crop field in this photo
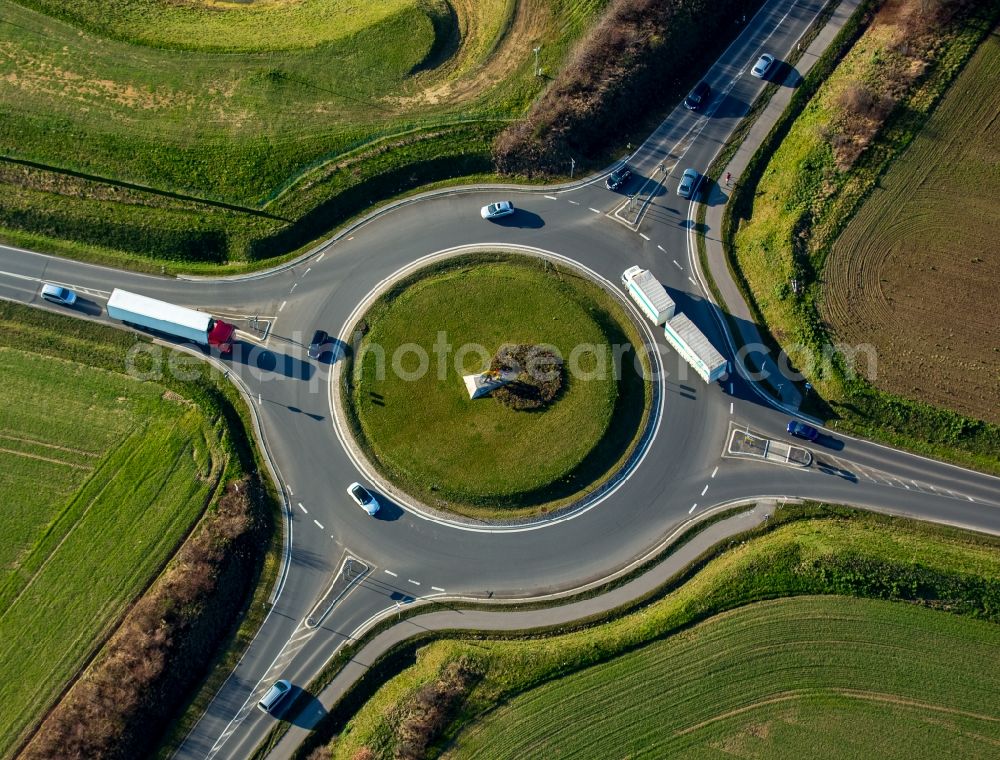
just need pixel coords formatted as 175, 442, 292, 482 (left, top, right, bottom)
0, 0, 607, 268
0, 346, 224, 757
346, 255, 650, 517
325, 509, 1000, 760
449, 597, 1000, 759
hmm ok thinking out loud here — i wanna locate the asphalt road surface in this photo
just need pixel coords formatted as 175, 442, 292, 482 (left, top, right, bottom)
1, 0, 997, 757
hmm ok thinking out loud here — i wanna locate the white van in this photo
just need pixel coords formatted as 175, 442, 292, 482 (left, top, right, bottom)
257, 679, 292, 714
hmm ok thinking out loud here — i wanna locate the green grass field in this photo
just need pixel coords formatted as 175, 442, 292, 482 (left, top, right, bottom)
325, 508, 1000, 760
725, 0, 1000, 470
348, 256, 650, 516
0, 347, 224, 757
448, 597, 1000, 759
0, 0, 607, 266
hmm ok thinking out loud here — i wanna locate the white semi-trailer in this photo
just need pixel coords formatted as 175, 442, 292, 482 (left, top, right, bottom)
664, 313, 727, 383
106, 289, 236, 354
621, 266, 675, 325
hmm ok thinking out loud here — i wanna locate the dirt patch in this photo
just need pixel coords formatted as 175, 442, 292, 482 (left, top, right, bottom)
823, 32, 1000, 424
393, 0, 550, 108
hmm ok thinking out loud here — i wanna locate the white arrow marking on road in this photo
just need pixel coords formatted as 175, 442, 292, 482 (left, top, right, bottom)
313, 519, 324, 530
297, 503, 308, 514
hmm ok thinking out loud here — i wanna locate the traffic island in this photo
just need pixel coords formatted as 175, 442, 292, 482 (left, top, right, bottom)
340, 252, 654, 521
727, 423, 812, 467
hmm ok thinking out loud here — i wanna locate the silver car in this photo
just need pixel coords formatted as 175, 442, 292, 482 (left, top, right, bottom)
751, 53, 775, 79
258, 679, 291, 714
480, 201, 515, 220
41, 283, 77, 306
677, 168, 701, 199
347, 482, 380, 516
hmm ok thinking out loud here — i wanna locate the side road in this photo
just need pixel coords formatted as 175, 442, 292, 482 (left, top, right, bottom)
695, 0, 864, 412
268, 504, 777, 758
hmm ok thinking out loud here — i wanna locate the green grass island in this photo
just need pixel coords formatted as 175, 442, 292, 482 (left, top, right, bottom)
343, 254, 653, 520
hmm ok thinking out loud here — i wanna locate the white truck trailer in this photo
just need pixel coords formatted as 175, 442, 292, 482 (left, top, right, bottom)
106, 289, 235, 354
621, 266, 675, 325
664, 313, 727, 383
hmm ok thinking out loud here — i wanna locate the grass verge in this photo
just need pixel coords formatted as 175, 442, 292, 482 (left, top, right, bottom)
309, 505, 1000, 759
0, 301, 280, 759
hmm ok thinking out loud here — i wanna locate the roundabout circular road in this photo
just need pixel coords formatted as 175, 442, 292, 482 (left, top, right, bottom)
1, 0, 998, 757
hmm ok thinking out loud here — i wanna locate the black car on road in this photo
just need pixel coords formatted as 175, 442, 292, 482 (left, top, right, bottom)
605, 165, 632, 191
684, 81, 711, 111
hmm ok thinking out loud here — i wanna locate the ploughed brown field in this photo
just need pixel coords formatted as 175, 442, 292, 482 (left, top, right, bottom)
823, 31, 1000, 424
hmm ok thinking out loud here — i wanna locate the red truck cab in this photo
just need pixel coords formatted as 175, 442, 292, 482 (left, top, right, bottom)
207, 319, 236, 354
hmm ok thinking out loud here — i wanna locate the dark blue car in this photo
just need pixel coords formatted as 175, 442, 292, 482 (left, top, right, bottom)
787, 420, 820, 441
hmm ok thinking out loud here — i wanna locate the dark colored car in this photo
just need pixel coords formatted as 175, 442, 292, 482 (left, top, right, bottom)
605, 165, 632, 191
308, 329, 330, 359
787, 420, 820, 441
684, 81, 711, 111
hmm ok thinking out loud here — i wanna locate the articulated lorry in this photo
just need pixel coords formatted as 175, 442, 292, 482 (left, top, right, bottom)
621, 266, 675, 325
106, 289, 236, 354
663, 313, 727, 383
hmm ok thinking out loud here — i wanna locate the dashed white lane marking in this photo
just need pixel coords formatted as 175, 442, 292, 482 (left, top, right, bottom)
688, 276, 698, 286
297, 503, 308, 514
711, 466, 719, 478
730, 402, 734, 414
701, 484, 709, 496
545, 195, 558, 200
639, 233, 650, 241
317, 252, 325, 262
431, 586, 446, 592
384, 570, 398, 577
689, 503, 698, 514
658, 245, 666, 252
729, 383, 734, 394
673, 259, 683, 269
967, 495, 975, 502
347, 236, 354, 240
313, 519, 325, 530
407, 578, 421, 586
287, 486, 294, 496
589, 207, 601, 214
290, 282, 297, 292
303, 267, 312, 277
568, 200, 580, 205
911, 479, 921, 489
278, 300, 286, 312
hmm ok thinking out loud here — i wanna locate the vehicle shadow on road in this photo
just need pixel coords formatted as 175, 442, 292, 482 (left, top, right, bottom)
284, 686, 328, 729
373, 498, 405, 521
70, 297, 103, 317
491, 209, 545, 229
225, 340, 315, 381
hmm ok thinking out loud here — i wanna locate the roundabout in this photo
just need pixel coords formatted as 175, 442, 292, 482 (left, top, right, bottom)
340, 251, 654, 520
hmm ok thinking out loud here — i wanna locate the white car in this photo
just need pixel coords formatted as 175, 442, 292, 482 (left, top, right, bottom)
257, 679, 292, 714
347, 482, 380, 516
751, 53, 775, 79
677, 168, 701, 199
480, 201, 515, 220
41, 283, 77, 306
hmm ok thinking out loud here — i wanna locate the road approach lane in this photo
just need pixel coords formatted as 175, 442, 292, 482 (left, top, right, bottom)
1, 0, 997, 757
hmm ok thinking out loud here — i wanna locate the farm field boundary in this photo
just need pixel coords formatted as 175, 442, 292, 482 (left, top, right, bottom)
722, 0, 1000, 472
294, 504, 1000, 760
0, 302, 279, 760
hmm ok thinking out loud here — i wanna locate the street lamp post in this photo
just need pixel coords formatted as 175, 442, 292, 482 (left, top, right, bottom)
533, 46, 541, 76
570, 157, 575, 178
